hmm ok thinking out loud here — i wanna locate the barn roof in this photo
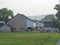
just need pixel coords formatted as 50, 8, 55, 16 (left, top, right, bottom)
7, 13, 34, 24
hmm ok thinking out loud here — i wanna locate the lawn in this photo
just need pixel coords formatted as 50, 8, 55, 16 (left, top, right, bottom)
0, 32, 60, 45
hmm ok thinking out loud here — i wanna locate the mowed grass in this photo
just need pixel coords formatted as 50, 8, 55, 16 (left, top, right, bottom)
0, 32, 60, 45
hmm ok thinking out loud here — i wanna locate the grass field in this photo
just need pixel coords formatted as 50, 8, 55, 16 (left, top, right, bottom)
0, 32, 60, 45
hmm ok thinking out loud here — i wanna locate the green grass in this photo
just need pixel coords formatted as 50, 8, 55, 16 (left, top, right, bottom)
0, 32, 60, 45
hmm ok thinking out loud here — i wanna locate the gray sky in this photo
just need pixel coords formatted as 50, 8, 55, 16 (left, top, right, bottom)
0, 0, 59, 16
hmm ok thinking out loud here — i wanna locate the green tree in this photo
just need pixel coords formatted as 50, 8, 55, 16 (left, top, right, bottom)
0, 8, 14, 23
52, 4, 60, 32
41, 14, 56, 21
54, 4, 60, 19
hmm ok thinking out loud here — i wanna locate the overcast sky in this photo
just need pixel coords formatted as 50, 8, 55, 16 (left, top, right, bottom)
0, 0, 59, 16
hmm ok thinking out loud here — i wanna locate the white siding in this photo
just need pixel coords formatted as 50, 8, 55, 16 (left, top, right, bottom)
36, 22, 44, 27
43, 27, 59, 32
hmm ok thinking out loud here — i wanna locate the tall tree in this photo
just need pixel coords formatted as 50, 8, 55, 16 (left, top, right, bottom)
54, 4, 60, 19
0, 8, 14, 23
52, 4, 60, 32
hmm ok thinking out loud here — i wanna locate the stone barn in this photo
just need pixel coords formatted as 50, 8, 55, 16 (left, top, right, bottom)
7, 13, 27, 32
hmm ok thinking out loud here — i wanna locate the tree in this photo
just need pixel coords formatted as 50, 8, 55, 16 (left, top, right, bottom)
52, 4, 60, 32
0, 8, 14, 23
41, 14, 56, 21
54, 4, 60, 19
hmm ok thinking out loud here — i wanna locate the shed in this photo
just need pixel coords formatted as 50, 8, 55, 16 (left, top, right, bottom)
0, 24, 11, 32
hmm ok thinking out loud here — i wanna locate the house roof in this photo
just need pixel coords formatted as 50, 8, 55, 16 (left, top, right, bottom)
40, 20, 52, 23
